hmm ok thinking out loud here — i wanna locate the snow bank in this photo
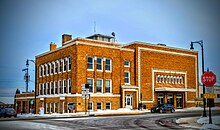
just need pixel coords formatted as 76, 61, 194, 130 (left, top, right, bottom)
197, 116, 220, 130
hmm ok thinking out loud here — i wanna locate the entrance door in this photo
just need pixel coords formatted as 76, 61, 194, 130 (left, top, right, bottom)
125, 94, 132, 109
176, 93, 183, 108
167, 93, 174, 105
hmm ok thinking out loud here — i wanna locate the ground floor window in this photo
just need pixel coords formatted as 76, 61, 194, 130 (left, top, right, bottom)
157, 93, 164, 104
106, 102, 111, 110
97, 102, 102, 110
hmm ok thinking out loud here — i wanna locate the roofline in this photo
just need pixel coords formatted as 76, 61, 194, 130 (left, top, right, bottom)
123, 41, 198, 54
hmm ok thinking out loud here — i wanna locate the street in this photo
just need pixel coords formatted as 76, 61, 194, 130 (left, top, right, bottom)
1, 111, 219, 130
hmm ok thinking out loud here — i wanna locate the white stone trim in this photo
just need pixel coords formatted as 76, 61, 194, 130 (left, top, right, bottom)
122, 89, 138, 108
155, 87, 196, 92
138, 47, 198, 104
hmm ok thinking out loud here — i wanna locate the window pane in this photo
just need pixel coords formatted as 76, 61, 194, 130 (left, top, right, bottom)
106, 80, 111, 93
87, 57, 93, 69
96, 80, 102, 93
87, 79, 93, 92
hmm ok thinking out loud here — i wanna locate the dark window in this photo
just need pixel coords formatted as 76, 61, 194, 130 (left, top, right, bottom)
96, 58, 102, 70
105, 59, 111, 71
87, 57, 93, 70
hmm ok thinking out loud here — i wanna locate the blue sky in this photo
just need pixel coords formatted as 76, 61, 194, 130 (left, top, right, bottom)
0, 0, 219, 104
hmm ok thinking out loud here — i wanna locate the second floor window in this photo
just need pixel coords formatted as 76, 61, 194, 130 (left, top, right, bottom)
63, 59, 67, 72
96, 58, 102, 71
96, 79, 103, 93
124, 72, 130, 84
87, 57, 93, 70
106, 80, 111, 93
68, 57, 71, 71
68, 79, 71, 94
105, 58, 111, 71
87, 78, 94, 93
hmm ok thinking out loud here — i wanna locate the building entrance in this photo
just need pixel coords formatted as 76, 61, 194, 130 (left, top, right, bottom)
167, 93, 174, 105
176, 93, 183, 108
125, 94, 132, 109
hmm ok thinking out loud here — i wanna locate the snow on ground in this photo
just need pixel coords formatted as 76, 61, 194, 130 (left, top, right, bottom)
197, 116, 220, 130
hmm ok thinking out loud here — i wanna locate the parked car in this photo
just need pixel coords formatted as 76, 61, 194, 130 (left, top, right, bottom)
150, 103, 175, 113
0, 108, 17, 118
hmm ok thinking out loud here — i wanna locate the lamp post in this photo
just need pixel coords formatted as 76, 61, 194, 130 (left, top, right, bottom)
190, 40, 207, 117
26, 59, 36, 114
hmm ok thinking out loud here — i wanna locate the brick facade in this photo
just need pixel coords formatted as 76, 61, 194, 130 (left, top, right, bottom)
35, 34, 199, 114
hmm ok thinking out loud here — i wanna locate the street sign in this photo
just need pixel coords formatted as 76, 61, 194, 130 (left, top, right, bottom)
202, 71, 216, 87
206, 87, 214, 94
204, 93, 216, 99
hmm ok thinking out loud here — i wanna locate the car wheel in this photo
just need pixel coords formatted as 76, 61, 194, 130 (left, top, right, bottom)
14, 115, 17, 118
151, 109, 154, 113
171, 109, 174, 113
159, 109, 163, 113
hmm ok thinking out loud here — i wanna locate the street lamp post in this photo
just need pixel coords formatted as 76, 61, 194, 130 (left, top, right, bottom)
190, 40, 207, 117
26, 59, 36, 114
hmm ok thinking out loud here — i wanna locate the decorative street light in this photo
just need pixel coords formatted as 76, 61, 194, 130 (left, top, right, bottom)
190, 40, 207, 117
26, 59, 36, 114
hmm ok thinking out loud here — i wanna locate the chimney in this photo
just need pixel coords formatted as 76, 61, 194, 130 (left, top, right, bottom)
62, 34, 72, 44
50, 42, 57, 51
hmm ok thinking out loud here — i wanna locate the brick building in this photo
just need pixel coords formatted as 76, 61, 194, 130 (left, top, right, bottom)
35, 33, 199, 114
14, 91, 35, 113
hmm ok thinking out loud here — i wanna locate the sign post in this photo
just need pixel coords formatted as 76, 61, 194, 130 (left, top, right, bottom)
202, 68, 216, 124
82, 84, 90, 115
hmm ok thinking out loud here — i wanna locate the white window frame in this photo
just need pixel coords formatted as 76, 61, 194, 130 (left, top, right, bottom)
106, 102, 111, 110
39, 84, 41, 95
105, 58, 112, 72
50, 102, 52, 113
46, 64, 49, 76
54, 81, 56, 94
105, 79, 112, 93
97, 102, 102, 110
87, 78, 94, 93
58, 80, 60, 94
68, 57, 71, 71
96, 79, 103, 93
39, 66, 42, 77
63, 80, 66, 94
51, 62, 54, 75
124, 71, 130, 85
87, 56, 94, 71
96, 57, 103, 71
47, 82, 50, 95
68, 79, 71, 94
54, 102, 56, 113
63, 58, 67, 73
59, 59, 62, 73
54, 60, 58, 74
124, 60, 130, 67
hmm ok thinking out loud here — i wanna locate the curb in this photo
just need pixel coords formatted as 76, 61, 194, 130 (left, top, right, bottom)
94, 111, 145, 116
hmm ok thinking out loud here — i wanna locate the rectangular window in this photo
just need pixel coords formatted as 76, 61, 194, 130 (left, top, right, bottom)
55, 81, 58, 94
63, 80, 66, 93
97, 102, 102, 110
96, 79, 103, 93
87, 79, 94, 93
124, 72, 130, 84
44, 83, 46, 95
87, 57, 93, 70
124, 60, 130, 67
39, 84, 42, 95
50, 82, 54, 94
106, 80, 111, 93
51, 63, 54, 75
44, 65, 46, 76
47, 82, 50, 95
39, 66, 42, 77
68, 79, 71, 94
106, 102, 111, 110
55, 61, 58, 74
59, 80, 62, 94
105, 58, 111, 71
96, 58, 103, 71
68, 57, 71, 71
47, 65, 49, 76
59, 60, 62, 73
88, 102, 93, 111
63, 58, 67, 72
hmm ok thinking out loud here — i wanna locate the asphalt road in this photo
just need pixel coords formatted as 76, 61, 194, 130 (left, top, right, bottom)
0, 112, 219, 130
